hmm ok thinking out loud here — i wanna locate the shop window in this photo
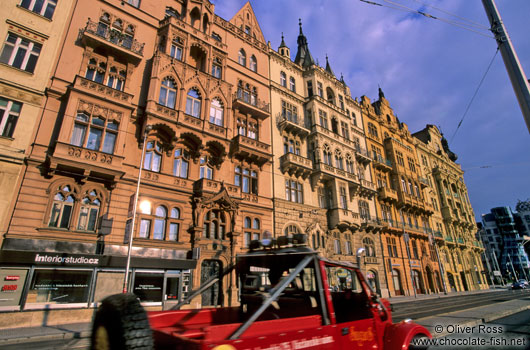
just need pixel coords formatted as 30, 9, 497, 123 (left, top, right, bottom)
211, 58, 222, 78
280, 71, 286, 87
249, 55, 257, 72
363, 237, 375, 257
70, 112, 119, 154
243, 216, 261, 247
238, 49, 246, 66
203, 210, 226, 240
143, 141, 162, 172
26, 269, 92, 305
20, 0, 57, 19
48, 185, 75, 229
77, 190, 101, 231
285, 179, 303, 203
0, 97, 22, 138
209, 98, 224, 126
0, 33, 42, 73
185, 88, 201, 118
199, 156, 213, 179
235, 166, 258, 194
173, 148, 189, 178
133, 272, 163, 302
159, 78, 176, 108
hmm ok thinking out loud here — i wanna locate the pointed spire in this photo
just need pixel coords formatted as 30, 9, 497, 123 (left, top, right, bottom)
340, 73, 346, 85
325, 54, 335, 76
294, 19, 315, 68
279, 32, 287, 48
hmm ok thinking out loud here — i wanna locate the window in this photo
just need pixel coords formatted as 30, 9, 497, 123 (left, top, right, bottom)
20, 0, 57, 19
249, 55, 257, 72
211, 32, 222, 42
280, 71, 286, 87
159, 78, 177, 108
334, 239, 342, 254
341, 121, 349, 139
139, 204, 180, 241
338, 95, 344, 110
345, 154, 355, 174
27, 269, 92, 305
351, 112, 357, 126
203, 210, 226, 240
235, 166, 258, 194
318, 187, 326, 209
106, 66, 126, 91
48, 185, 75, 229
367, 122, 378, 139
359, 200, 370, 220
0, 33, 42, 73
285, 179, 303, 203
317, 82, 323, 98
396, 151, 404, 166
169, 208, 180, 241
345, 240, 353, 255
326, 87, 335, 105
96, 13, 135, 50
211, 58, 222, 78
209, 98, 224, 126
153, 206, 167, 240
200, 156, 213, 179
386, 237, 398, 257
335, 150, 343, 170
408, 180, 413, 195
185, 88, 201, 118
170, 40, 183, 60
307, 80, 313, 96
281, 100, 298, 123
85, 58, 105, 84
173, 148, 189, 178
331, 118, 339, 134
339, 186, 347, 209
243, 217, 261, 247
318, 110, 328, 129
0, 98, 22, 138
127, 0, 140, 8
407, 157, 416, 172
77, 190, 101, 231
322, 144, 332, 165
238, 49, 246, 66
70, 112, 119, 154
363, 237, 376, 257
392, 269, 402, 295
289, 77, 296, 92
421, 154, 428, 167
144, 141, 162, 172
412, 240, 419, 259
237, 81, 257, 106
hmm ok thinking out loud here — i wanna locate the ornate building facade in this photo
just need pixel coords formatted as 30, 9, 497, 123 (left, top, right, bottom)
414, 125, 488, 291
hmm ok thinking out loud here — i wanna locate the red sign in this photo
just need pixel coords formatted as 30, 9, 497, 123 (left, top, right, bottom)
4, 276, 19, 281
1, 285, 17, 292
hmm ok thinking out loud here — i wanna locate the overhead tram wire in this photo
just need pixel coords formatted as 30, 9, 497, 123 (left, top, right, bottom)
409, 0, 490, 30
450, 48, 499, 143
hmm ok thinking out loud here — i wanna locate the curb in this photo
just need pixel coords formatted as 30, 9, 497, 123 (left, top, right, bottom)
0, 329, 91, 346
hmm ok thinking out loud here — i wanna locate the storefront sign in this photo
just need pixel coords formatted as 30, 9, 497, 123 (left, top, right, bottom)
34, 254, 99, 265
0, 269, 27, 308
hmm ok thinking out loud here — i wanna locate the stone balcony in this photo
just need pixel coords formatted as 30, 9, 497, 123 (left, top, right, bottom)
279, 153, 312, 179
276, 113, 310, 137
230, 135, 271, 166
233, 92, 270, 120
377, 186, 398, 203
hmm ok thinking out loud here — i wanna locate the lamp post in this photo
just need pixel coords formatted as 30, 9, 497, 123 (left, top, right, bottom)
123, 125, 152, 293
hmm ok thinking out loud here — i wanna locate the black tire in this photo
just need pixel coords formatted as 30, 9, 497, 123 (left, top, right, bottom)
408, 334, 430, 350
91, 293, 154, 350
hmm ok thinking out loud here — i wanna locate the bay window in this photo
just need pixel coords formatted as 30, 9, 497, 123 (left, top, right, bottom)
70, 112, 119, 154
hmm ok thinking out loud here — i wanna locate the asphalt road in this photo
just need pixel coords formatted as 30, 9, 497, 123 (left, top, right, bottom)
391, 289, 530, 322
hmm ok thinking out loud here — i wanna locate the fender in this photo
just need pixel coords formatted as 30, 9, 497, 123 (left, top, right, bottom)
383, 320, 431, 350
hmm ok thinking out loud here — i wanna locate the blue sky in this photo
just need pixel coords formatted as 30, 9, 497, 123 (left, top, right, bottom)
212, 0, 530, 220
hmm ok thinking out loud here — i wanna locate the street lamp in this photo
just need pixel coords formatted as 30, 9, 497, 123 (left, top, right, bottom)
123, 124, 152, 293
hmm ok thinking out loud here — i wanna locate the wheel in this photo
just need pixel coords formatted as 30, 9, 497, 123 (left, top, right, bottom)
408, 334, 430, 350
91, 293, 154, 350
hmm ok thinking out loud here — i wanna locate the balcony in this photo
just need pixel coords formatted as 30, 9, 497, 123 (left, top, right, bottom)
276, 113, 309, 137
372, 154, 392, 172
359, 179, 377, 198
354, 145, 372, 165
233, 91, 270, 120
230, 135, 271, 166
193, 178, 240, 197
79, 19, 144, 64
360, 215, 384, 232
377, 186, 398, 203
434, 230, 444, 239
419, 177, 429, 188
365, 256, 378, 264
73, 75, 133, 108
48, 142, 125, 185
311, 162, 360, 188
279, 153, 312, 179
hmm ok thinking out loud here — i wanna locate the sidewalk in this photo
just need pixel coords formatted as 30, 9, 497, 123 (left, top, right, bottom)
0, 322, 91, 346
387, 286, 509, 304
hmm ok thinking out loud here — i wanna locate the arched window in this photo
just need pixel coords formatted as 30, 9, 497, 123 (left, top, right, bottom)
159, 78, 176, 108
77, 190, 102, 231
289, 77, 296, 92
326, 87, 335, 105
346, 154, 355, 173
169, 207, 180, 241
209, 98, 224, 126
48, 185, 75, 229
392, 269, 403, 295
280, 71, 286, 87
190, 7, 200, 29
362, 237, 376, 257
203, 210, 226, 240
401, 177, 407, 192
186, 88, 202, 118
144, 141, 162, 172
408, 180, 413, 195
238, 49, 246, 66
284, 224, 300, 238
106, 66, 126, 91
334, 150, 343, 170
85, 59, 105, 84
173, 148, 189, 178
249, 55, 257, 72
153, 206, 167, 240
323, 144, 332, 165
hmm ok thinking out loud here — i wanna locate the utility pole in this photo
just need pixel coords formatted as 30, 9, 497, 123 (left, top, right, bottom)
482, 0, 530, 134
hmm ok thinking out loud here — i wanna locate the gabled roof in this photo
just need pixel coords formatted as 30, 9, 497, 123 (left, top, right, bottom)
229, 1, 265, 43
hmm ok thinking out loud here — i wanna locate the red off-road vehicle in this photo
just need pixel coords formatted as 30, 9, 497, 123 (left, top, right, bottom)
92, 236, 430, 350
